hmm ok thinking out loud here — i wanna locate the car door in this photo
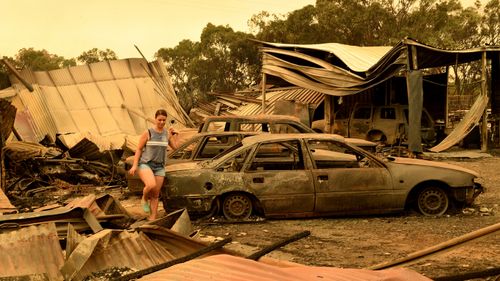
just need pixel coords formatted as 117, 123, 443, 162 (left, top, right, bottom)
242, 140, 315, 216
306, 139, 398, 214
349, 105, 373, 139
194, 134, 242, 160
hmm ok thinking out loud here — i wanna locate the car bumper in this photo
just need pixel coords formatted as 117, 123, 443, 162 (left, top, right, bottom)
451, 183, 484, 204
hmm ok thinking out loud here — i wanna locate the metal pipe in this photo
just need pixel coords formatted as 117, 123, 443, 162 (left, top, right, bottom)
368, 222, 500, 270
247, 230, 311, 261
0, 58, 34, 92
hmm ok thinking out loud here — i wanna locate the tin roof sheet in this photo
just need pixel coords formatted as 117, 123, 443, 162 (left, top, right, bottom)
139, 254, 431, 281
262, 42, 393, 73
7, 58, 191, 144
0, 223, 65, 280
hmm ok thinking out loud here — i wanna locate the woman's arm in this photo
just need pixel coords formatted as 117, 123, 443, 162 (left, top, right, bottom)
168, 127, 180, 150
129, 130, 149, 175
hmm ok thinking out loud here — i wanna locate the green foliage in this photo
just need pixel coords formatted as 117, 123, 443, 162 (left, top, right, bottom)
481, 0, 500, 45
156, 24, 260, 112
14, 48, 76, 71
249, 5, 321, 43
77, 48, 118, 64
0, 57, 11, 89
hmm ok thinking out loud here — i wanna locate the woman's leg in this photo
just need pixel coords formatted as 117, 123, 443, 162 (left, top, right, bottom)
148, 175, 165, 220
138, 167, 156, 212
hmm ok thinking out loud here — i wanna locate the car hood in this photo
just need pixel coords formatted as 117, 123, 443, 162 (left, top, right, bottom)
388, 157, 479, 177
345, 138, 377, 147
166, 162, 200, 172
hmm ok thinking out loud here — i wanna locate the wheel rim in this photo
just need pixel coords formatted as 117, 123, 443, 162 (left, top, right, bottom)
223, 194, 252, 220
368, 132, 386, 144
417, 187, 449, 216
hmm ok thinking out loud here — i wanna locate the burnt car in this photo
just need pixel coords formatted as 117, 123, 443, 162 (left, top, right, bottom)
162, 134, 483, 220
198, 114, 378, 152
168, 131, 260, 164
126, 131, 259, 192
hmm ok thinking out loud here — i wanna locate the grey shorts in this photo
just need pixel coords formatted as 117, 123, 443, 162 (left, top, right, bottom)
139, 162, 165, 177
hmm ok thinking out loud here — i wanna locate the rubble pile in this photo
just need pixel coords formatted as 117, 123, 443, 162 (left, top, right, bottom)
2, 138, 129, 214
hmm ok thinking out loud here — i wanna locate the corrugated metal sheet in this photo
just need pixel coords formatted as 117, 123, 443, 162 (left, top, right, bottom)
0, 87, 16, 99
191, 87, 324, 121
261, 42, 393, 73
7, 58, 191, 144
61, 225, 234, 281
260, 39, 500, 97
61, 229, 175, 281
231, 87, 324, 116
0, 223, 65, 280
138, 254, 431, 281
430, 94, 489, 152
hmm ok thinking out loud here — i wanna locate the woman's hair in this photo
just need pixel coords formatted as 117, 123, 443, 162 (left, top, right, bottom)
155, 109, 168, 118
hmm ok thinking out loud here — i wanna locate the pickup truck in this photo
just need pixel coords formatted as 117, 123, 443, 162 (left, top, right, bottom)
312, 104, 437, 145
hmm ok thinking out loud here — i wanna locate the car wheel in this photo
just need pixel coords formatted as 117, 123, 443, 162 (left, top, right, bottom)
417, 186, 449, 216
367, 131, 387, 145
222, 193, 252, 220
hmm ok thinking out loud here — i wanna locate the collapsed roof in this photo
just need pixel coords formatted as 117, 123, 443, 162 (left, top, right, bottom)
0, 58, 193, 146
260, 38, 500, 97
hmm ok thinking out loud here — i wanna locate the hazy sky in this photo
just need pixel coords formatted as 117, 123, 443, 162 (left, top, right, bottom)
1, 0, 315, 60
1, 0, 483, 61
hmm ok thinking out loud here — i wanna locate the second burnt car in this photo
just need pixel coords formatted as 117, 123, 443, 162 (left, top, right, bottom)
197, 114, 378, 152
162, 134, 483, 220
126, 131, 259, 193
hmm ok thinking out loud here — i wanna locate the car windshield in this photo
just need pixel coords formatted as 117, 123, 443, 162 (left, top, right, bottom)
199, 142, 244, 167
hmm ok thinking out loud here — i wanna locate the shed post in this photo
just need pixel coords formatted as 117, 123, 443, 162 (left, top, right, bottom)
481, 51, 488, 152
0, 115, 4, 192
261, 73, 267, 114
445, 65, 450, 128
324, 95, 335, 133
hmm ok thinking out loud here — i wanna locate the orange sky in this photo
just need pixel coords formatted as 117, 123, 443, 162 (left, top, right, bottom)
1, 0, 315, 60
1, 0, 485, 61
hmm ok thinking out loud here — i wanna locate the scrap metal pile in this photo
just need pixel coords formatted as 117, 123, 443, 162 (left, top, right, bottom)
3, 139, 128, 213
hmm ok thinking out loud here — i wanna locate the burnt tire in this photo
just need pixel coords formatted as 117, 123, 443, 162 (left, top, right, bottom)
222, 193, 253, 221
367, 131, 387, 144
417, 186, 449, 216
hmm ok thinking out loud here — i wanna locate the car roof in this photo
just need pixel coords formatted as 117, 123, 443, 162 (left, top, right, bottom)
240, 133, 346, 146
202, 114, 303, 122
188, 131, 261, 138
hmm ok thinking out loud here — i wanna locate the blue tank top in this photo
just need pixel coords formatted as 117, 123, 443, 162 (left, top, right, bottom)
139, 128, 168, 165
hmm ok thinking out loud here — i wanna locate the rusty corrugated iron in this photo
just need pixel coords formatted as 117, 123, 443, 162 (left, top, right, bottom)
430, 94, 489, 152
0, 223, 65, 280
192, 87, 324, 121
61, 225, 234, 281
138, 254, 432, 281
230, 87, 324, 117
6, 58, 191, 144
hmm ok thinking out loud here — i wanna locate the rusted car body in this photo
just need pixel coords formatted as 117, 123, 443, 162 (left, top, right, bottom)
312, 104, 436, 145
126, 132, 259, 192
168, 131, 260, 164
162, 134, 482, 220
198, 114, 377, 152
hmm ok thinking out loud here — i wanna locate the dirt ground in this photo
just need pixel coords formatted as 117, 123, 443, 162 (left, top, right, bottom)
172, 151, 499, 280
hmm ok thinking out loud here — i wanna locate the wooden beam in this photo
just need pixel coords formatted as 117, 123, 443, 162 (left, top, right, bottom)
368, 222, 500, 270
481, 51, 488, 152
324, 95, 335, 133
411, 45, 418, 70
1, 58, 34, 92
261, 73, 267, 114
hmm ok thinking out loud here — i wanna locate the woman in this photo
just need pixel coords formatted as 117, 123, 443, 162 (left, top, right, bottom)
128, 109, 179, 220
